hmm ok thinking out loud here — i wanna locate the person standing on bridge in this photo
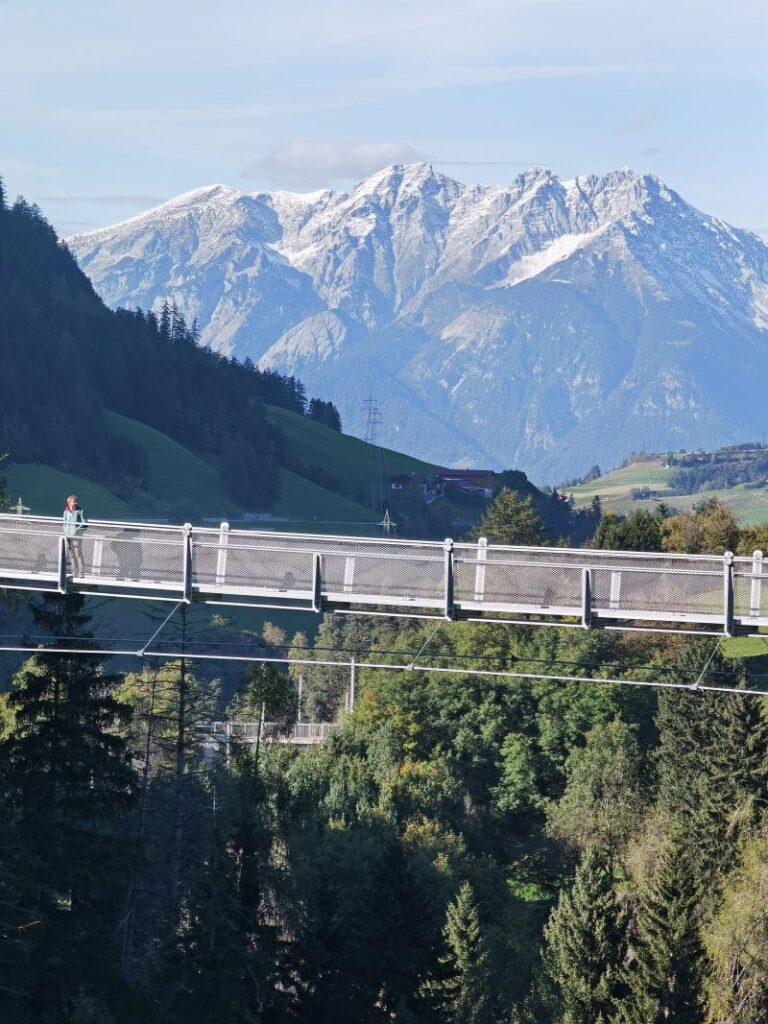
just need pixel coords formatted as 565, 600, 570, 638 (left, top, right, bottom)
63, 494, 87, 575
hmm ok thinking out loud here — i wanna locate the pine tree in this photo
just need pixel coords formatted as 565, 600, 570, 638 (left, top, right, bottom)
624, 832, 704, 1024
159, 299, 171, 341
159, 746, 284, 1023
421, 880, 493, 1024
541, 845, 628, 1024
472, 488, 545, 546
0, 593, 136, 1017
708, 688, 768, 815
656, 647, 768, 885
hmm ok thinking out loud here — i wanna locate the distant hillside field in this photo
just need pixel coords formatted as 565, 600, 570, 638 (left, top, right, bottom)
571, 459, 768, 526
3, 463, 134, 519
570, 460, 674, 506
265, 404, 437, 502
105, 410, 236, 513
4, 408, 431, 528
274, 468, 375, 522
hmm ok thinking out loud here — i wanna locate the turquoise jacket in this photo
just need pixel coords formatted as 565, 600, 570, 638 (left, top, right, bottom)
63, 507, 87, 538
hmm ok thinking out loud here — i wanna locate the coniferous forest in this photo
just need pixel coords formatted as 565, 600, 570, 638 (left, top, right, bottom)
1, 480, 767, 1022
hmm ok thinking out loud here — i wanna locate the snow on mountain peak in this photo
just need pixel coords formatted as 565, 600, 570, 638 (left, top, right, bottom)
67, 164, 768, 479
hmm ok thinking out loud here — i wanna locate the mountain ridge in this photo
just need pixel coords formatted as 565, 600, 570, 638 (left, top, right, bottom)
68, 163, 768, 480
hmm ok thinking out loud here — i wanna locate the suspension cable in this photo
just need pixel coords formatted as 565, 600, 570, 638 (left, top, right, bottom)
0, 642, 765, 697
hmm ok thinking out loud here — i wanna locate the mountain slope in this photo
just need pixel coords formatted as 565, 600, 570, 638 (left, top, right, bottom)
69, 164, 768, 481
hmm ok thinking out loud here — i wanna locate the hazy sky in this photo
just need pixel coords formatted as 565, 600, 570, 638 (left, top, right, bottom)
1, 0, 766, 236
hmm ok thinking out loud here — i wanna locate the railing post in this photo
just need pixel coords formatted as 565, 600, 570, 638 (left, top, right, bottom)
215, 521, 229, 587
92, 535, 104, 577
750, 549, 763, 618
58, 535, 68, 594
609, 571, 622, 611
182, 523, 193, 603
349, 657, 356, 710
473, 536, 488, 603
444, 538, 455, 621
312, 553, 323, 613
297, 673, 303, 723
343, 556, 356, 594
581, 568, 592, 628
723, 550, 734, 636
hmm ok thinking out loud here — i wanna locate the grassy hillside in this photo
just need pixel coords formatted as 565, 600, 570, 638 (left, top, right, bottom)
570, 460, 674, 507
273, 468, 375, 523
105, 410, 236, 513
4, 408, 437, 528
265, 404, 438, 505
3, 463, 134, 518
570, 458, 768, 525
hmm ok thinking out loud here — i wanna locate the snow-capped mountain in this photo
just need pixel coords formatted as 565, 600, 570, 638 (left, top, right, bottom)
69, 164, 768, 480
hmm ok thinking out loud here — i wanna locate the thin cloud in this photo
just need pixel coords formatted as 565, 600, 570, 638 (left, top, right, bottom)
243, 140, 426, 187
616, 110, 656, 135
38, 194, 165, 205
435, 159, 561, 169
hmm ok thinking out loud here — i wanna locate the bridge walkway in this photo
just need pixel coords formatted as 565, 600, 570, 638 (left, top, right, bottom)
0, 513, 765, 635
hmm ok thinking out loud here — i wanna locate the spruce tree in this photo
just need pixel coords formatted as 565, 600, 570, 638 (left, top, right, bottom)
159, 299, 171, 341
624, 832, 704, 1024
421, 880, 493, 1024
656, 647, 768, 886
472, 488, 545, 546
708, 688, 768, 814
541, 844, 627, 1024
160, 746, 284, 1023
0, 593, 136, 1017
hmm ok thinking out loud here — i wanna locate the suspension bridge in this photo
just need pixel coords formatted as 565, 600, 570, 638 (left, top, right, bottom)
0, 512, 766, 636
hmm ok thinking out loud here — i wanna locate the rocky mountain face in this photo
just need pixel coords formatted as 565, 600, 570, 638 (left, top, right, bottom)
69, 164, 768, 481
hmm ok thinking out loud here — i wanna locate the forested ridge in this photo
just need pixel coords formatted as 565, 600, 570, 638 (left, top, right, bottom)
1, 488, 766, 1022
0, 177, 341, 510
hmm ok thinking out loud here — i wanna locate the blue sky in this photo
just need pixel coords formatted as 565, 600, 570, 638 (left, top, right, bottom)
1, 0, 766, 236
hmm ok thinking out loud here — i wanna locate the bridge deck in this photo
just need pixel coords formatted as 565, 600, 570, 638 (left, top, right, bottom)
0, 514, 765, 634
198, 721, 339, 746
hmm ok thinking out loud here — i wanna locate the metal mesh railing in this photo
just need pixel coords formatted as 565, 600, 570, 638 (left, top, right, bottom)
201, 721, 339, 743
0, 514, 764, 630
0, 521, 61, 580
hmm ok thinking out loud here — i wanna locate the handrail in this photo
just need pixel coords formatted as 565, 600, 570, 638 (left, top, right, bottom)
0, 513, 763, 633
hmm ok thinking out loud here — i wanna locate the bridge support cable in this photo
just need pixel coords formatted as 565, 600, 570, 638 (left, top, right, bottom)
136, 601, 185, 658
0, 641, 764, 697
691, 637, 722, 691
405, 622, 444, 672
